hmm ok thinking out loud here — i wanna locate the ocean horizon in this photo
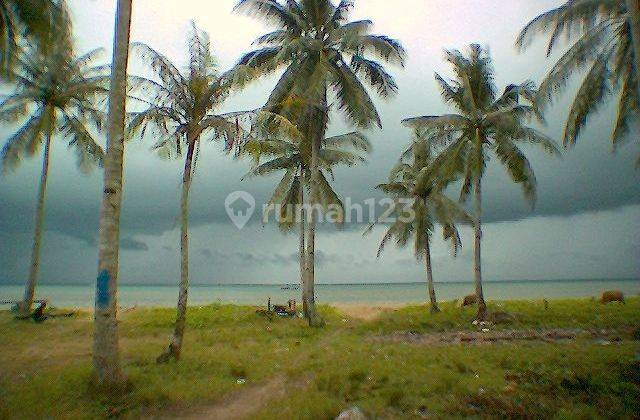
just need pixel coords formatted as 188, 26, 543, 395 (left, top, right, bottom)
1, 277, 638, 308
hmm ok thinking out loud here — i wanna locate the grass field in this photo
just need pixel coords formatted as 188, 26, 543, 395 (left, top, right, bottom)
0, 298, 639, 419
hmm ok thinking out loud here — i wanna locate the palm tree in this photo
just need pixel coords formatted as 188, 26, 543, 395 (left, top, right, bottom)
243, 115, 370, 317
0, 0, 71, 77
403, 45, 559, 320
93, 0, 132, 390
517, 0, 640, 164
235, 0, 405, 325
367, 132, 469, 314
0, 32, 106, 314
128, 23, 253, 362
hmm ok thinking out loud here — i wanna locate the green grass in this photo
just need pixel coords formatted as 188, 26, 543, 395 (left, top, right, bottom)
0, 298, 638, 419
362, 297, 640, 335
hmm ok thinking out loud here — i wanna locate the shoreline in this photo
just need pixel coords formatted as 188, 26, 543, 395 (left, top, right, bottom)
3, 295, 635, 316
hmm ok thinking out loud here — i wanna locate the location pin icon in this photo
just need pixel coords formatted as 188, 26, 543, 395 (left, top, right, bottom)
225, 191, 256, 230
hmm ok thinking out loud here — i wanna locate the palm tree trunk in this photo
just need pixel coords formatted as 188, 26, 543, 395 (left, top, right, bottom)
158, 139, 195, 363
92, 0, 132, 390
299, 170, 308, 318
304, 142, 321, 326
424, 239, 439, 314
303, 93, 327, 328
473, 176, 487, 320
626, 0, 640, 100
20, 123, 53, 315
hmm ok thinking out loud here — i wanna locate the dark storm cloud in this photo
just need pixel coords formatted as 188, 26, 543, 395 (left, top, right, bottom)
120, 237, 149, 251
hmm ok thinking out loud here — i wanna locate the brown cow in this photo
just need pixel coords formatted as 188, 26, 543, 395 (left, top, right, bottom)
600, 290, 625, 304
460, 294, 477, 307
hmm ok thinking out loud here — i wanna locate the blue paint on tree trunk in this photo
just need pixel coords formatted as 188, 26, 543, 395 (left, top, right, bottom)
96, 270, 110, 308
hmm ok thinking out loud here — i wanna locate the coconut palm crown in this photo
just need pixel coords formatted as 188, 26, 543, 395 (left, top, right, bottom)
243, 118, 371, 229
234, 0, 406, 128
0, 0, 72, 77
517, 0, 639, 161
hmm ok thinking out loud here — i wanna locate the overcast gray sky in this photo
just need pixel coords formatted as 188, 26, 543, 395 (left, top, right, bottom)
0, 0, 638, 285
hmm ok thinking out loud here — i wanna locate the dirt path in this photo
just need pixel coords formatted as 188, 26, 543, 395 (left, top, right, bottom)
374, 327, 632, 346
150, 331, 340, 419
152, 375, 289, 420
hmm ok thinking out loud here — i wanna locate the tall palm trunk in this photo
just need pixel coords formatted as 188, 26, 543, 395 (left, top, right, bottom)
299, 170, 308, 317
303, 92, 326, 327
304, 137, 321, 326
92, 0, 132, 389
424, 239, 439, 314
473, 176, 487, 320
626, 0, 640, 100
20, 121, 53, 314
158, 139, 196, 363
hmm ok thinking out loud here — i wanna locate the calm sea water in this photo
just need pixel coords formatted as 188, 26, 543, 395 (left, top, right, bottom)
1, 279, 638, 308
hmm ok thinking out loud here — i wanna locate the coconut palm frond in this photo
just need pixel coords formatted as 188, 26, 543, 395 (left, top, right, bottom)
350, 54, 398, 98
329, 58, 381, 128
518, 0, 638, 156
60, 111, 104, 173
563, 56, 612, 146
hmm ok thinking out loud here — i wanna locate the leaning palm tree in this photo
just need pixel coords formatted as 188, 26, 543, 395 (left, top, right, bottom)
0, 33, 106, 315
403, 45, 559, 320
243, 114, 370, 317
128, 24, 252, 362
93, 0, 132, 390
517, 0, 640, 164
0, 0, 71, 77
235, 0, 405, 326
367, 133, 469, 314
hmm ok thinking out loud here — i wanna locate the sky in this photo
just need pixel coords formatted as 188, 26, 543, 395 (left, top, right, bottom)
0, 0, 638, 286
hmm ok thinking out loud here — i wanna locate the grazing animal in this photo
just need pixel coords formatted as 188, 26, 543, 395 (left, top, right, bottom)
600, 290, 625, 304
488, 311, 516, 324
460, 294, 478, 307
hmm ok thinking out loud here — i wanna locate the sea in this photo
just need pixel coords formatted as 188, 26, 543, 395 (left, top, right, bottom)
0, 278, 638, 309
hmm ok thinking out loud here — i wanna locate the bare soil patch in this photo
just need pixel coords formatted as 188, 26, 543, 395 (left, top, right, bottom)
374, 328, 633, 346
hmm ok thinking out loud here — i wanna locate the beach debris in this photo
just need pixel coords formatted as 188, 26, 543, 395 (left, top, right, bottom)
543, 299, 549, 310
336, 406, 367, 420
13, 300, 53, 323
600, 290, 625, 304
415, 405, 430, 418
236, 378, 246, 385
256, 299, 298, 319
481, 328, 490, 333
